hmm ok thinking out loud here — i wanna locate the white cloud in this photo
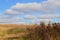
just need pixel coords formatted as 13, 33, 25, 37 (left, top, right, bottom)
24, 15, 35, 19
36, 19, 52, 22
5, 2, 41, 14
0, 14, 23, 24
12, 2, 40, 11
1, 0, 60, 24
5, 9, 24, 15
41, 0, 60, 13
5, 0, 60, 15
38, 14, 60, 19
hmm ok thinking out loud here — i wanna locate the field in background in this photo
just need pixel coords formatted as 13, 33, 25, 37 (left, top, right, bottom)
0, 22, 60, 40
0, 24, 36, 40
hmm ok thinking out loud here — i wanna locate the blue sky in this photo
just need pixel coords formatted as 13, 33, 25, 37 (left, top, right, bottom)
0, 0, 41, 12
0, 0, 60, 24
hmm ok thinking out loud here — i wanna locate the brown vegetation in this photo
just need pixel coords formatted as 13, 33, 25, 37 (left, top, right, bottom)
0, 22, 60, 40
26, 22, 60, 40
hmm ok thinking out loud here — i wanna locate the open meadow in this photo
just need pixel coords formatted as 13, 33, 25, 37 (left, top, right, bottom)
0, 22, 60, 40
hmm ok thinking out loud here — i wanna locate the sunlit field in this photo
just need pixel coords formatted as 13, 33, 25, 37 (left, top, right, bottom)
0, 22, 60, 40
0, 0, 60, 40
0, 24, 27, 40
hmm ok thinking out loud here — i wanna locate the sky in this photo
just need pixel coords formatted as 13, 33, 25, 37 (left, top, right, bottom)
0, 0, 60, 24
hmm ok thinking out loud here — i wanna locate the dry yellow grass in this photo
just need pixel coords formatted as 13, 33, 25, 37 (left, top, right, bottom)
0, 22, 60, 40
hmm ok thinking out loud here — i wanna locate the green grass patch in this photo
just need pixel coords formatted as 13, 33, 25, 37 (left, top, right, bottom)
7, 28, 26, 34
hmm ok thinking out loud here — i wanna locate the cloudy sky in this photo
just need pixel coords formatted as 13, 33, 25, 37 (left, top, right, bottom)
0, 0, 60, 24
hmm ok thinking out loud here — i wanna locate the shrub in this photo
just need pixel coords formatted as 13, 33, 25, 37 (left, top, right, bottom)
26, 22, 60, 40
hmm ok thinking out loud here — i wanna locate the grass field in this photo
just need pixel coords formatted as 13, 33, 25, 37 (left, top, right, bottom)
0, 24, 27, 40
0, 22, 60, 40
